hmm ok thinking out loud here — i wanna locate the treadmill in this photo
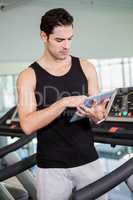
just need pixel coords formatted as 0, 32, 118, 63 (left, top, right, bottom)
71, 87, 133, 200
92, 87, 133, 145
1, 87, 133, 200
0, 106, 37, 200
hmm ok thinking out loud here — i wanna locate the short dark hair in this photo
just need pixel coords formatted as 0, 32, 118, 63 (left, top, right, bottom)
40, 8, 73, 37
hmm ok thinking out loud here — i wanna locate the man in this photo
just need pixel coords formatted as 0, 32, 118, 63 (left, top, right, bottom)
17, 8, 107, 200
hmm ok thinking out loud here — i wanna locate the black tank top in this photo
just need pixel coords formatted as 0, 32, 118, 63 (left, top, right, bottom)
29, 56, 98, 168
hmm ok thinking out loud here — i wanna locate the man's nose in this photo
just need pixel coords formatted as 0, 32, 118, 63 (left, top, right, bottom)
63, 40, 69, 49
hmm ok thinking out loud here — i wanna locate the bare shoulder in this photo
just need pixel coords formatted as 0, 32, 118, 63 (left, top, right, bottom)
80, 58, 97, 79
17, 67, 36, 90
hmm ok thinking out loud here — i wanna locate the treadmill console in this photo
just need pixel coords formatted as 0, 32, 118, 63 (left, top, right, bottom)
106, 87, 133, 122
91, 87, 133, 143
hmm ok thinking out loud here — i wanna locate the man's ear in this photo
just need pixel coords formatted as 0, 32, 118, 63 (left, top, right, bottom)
40, 31, 48, 42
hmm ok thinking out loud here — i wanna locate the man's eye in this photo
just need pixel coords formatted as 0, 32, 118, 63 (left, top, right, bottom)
56, 39, 63, 42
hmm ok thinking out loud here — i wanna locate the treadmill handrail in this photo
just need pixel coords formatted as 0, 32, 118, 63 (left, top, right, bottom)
72, 157, 133, 200
94, 134, 133, 146
0, 154, 36, 181
0, 134, 36, 158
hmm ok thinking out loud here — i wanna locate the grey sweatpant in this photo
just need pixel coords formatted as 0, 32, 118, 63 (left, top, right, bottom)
36, 159, 108, 200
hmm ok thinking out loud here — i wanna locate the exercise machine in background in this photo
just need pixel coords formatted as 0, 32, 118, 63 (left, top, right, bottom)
0, 87, 133, 200
0, 107, 36, 200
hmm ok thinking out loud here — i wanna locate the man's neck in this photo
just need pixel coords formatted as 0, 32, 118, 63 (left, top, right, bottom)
39, 51, 70, 68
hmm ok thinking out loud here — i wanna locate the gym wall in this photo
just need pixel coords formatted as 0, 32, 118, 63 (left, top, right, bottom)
0, 0, 133, 74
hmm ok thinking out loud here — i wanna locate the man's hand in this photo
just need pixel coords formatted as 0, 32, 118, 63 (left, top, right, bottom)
76, 99, 108, 123
62, 95, 88, 108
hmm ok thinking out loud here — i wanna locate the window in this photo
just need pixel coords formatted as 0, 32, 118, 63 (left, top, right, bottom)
90, 57, 133, 91
0, 74, 17, 116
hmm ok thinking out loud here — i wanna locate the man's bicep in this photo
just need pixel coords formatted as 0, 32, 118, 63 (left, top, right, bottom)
17, 72, 37, 121
88, 66, 99, 96
80, 59, 99, 96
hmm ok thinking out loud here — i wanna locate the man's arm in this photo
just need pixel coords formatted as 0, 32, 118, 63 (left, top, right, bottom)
17, 68, 66, 135
78, 59, 106, 122
80, 59, 99, 96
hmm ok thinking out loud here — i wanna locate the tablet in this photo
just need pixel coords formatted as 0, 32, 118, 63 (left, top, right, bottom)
70, 90, 115, 123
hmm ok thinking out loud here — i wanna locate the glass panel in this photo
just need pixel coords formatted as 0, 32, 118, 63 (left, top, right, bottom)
0, 74, 17, 116
90, 57, 133, 92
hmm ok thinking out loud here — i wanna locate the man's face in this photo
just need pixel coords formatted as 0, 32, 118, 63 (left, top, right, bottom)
45, 25, 73, 60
